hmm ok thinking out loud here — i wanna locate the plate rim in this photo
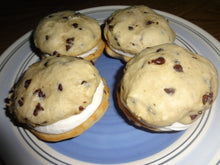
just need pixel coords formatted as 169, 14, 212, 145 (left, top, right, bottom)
0, 5, 220, 165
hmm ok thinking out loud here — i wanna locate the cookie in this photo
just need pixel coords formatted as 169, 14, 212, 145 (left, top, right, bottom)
118, 44, 218, 131
104, 5, 176, 62
34, 10, 105, 62
8, 56, 109, 141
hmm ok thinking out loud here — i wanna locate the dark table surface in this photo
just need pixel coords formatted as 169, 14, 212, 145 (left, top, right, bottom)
1, 0, 219, 55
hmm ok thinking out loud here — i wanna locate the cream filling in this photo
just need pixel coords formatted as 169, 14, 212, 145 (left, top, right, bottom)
156, 122, 191, 131
45, 45, 98, 58
34, 79, 104, 134
109, 45, 135, 57
120, 96, 191, 131
77, 45, 98, 58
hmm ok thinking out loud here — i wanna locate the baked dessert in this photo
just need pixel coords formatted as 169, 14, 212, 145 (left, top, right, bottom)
117, 44, 218, 131
7, 56, 109, 141
104, 5, 176, 62
34, 10, 105, 62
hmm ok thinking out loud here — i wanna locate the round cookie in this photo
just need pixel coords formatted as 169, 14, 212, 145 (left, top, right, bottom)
104, 5, 176, 62
34, 10, 105, 62
8, 56, 109, 141
118, 43, 218, 131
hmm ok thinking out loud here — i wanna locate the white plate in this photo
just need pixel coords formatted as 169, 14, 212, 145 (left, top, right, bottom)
0, 6, 220, 165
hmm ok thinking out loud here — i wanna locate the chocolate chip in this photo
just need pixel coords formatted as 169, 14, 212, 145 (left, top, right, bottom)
114, 37, 120, 45
33, 89, 46, 98
128, 26, 134, 30
58, 83, 63, 91
66, 37, 74, 44
24, 79, 32, 88
62, 16, 68, 20
192, 56, 198, 59
90, 60, 95, 65
152, 57, 165, 65
202, 92, 213, 105
53, 51, 60, 56
173, 64, 183, 72
41, 121, 47, 125
106, 17, 113, 24
45, 35, 49, 40
72, 23, 78, 28
164, 88, 175, 95
66, 37, 75, 51
109, 25, 114, 31
18, 97, 24, 106
190, 114, 197, 120
113, 37, 120, 46
81, 80, 87, 85
33, 103, 44, 116
79, 106, 84, 111
66, 45, 71, 51
44, 61, 49, 67
190, 111, 203, 120
146, 21, 153, 25
156, 48, 164, 52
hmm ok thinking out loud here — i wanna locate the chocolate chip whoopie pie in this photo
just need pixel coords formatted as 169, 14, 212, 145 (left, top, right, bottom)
7, 56, 109, 141
117, 44, 218, 131
34, 10, 105, 62
104, 5, 176, 62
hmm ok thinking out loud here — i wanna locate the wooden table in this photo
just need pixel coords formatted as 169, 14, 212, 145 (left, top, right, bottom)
1, 0, 219, 55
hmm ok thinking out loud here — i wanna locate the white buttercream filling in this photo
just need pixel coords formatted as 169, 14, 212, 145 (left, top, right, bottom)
156, 122, 191, 131
34, 79, 104, 134
120, 96, 191, 131
109, 45, 135, 57
44, 45, 98, 58
77, 45, 98, 58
